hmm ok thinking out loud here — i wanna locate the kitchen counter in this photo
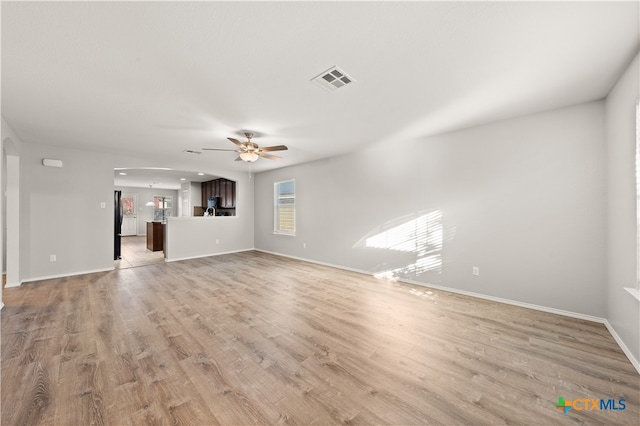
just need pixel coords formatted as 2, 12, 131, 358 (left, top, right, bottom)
163, 215, 249, 262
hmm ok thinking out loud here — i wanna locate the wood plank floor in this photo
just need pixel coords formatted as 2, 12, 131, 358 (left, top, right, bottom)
2, 251, 638, 425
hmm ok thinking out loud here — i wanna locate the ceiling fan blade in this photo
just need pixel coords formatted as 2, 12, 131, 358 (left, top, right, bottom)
202, 148, 238, 152
259, 152, 282, 160
234, 156, 244, 161
228, 137, 244, 147
259, 145, 288, 152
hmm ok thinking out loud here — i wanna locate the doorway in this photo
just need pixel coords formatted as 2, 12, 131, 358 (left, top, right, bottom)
121, 193, 138, 236
113, 191, 164, 269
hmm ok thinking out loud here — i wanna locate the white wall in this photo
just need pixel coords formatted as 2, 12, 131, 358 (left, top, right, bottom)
2, 138, 5, 275
1, 127, 5, 308
178, 181, 204, 217
165, 216, 252, 261
191, 182, 202, 211
2, 118, 24, 289
19, 142, 115, 281
255, 101, 607, 318
180, 182, 189, 217
605, 51, 640, 366
5, 154, 20, 287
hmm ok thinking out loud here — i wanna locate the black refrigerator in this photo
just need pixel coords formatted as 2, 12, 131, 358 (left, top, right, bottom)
114, 190, 123, 260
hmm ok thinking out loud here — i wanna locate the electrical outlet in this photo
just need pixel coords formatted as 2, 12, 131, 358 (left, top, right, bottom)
216, 239, 220, 244
303, 242, 306, 249
50, 254, 57, 262
472, 266, 479, 276
100, 202, 106, 209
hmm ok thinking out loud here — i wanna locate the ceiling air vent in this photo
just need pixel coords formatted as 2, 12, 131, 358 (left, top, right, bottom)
311, 66, 355, 93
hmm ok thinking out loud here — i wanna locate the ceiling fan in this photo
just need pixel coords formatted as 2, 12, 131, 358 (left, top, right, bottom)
203, 132, 288, 162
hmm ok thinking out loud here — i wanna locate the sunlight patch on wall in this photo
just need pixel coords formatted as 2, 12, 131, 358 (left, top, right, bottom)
360, 210, 444, 280
374, 255, 442, 280
365, 210, 443, 254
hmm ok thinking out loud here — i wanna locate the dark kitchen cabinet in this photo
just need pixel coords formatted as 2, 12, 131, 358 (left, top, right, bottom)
213, 180, 220, 203
201, 182, 210, 208
147, 221, 164, 252
210, 181, 215, 201
219, 179, 236, 208
201, 178, 236, 211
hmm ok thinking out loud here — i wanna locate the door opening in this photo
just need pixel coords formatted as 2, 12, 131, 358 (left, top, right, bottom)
121, 194, 138, 236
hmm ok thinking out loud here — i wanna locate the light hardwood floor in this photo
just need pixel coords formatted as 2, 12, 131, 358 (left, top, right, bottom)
2, 251, 638, 425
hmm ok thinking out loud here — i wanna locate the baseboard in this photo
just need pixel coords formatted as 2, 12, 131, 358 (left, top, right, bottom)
165, 248, 254, 263
254, 249, 373, 276
4, 281, 21, 288
0, 302, 4, 310
399, 277, 606, 324
21, 267, 114, 285
604, 320, 640, 375
255, 249, 639, 375
256, 249, 603, 321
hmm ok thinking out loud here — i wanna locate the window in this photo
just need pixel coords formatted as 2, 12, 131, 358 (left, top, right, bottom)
274, 180, 295, 235
154, 196, 172, 222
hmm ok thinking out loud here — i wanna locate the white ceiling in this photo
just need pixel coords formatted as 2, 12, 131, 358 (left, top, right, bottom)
114, 168, 219, 190
2, 1, 639, 180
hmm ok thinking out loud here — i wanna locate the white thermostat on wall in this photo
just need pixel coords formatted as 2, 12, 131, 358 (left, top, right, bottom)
42, 158, 63, 168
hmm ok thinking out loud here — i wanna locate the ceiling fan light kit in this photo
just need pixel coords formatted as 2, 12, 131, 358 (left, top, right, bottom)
239, 151, 259, 162
202, 132, 288, 163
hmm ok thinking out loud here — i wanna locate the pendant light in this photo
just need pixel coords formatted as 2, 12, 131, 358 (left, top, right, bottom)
145, 185, 155, 206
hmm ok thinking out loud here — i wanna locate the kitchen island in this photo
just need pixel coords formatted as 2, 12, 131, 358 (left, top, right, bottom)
146, 221, 165, 251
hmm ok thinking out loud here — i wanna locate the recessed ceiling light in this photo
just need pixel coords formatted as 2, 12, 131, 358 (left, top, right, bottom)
119, 172, 127, 175
198, 172, 204, 176
180, 178, 186, 181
